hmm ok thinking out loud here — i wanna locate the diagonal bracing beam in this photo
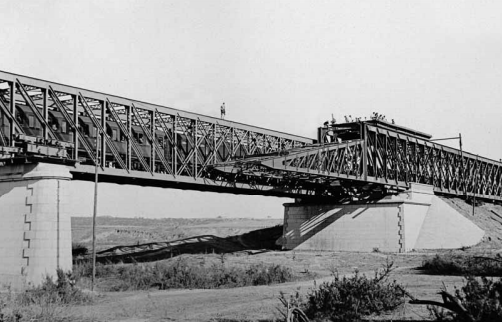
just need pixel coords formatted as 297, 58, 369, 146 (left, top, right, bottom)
78, 93, 128, 172
105, 100, 151, 173
154, 109, 176, 176
0, 124, 5, 146
48, 86, 99, 166
0, 96, 24, 135
174, 114, 196, 176
15, 79, 58, 140
131, 104, 173, 176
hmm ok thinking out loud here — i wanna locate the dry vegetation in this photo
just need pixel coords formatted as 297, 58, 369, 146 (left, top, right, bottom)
4, 205, 502, 322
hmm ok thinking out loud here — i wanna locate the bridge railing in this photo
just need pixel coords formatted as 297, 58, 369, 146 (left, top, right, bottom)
0, 71, 313, 181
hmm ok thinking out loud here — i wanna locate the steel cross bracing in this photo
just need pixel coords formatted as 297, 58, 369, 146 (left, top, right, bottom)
209, 122, 502, 202
0, 71, 313, 195
1, 70, 500, 201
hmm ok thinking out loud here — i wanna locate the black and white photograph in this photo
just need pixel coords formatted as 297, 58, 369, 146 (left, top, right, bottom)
1, 1, 501, 321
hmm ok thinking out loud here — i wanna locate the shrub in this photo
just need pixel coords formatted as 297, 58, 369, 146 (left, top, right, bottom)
427, 277, 502, 322
281, 260, 405, 322
19, 269, 92, 306
0, 270, 93, 322
74, 257, 293, 291
71, 243, 88, 257
421, 254, 502, 276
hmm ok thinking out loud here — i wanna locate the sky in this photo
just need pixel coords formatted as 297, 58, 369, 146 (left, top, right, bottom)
1, 0, 501, 218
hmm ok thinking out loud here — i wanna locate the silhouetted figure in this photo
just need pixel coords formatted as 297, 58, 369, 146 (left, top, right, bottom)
220, 102, 226, 119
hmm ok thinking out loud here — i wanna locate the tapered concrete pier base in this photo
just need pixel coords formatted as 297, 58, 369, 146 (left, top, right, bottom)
0, 163, 72, 290
281, 184, 485, 252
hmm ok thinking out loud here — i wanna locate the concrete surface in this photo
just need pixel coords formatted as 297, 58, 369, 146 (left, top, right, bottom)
282, 183, 485, 252
0, 163, 72, 290
414, 196, 485, 249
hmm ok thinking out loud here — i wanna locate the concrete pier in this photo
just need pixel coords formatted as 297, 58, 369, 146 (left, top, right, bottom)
281, 183, 485, 252
0, 163, 72, 290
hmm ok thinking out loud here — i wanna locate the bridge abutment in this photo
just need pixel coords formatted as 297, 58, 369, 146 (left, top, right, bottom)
281, 184, 485, 252
0, 163, 72, 290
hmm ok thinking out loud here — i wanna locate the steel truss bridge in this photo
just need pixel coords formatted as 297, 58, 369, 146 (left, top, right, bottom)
211, 121, 502, 203
1, 70, 501, 202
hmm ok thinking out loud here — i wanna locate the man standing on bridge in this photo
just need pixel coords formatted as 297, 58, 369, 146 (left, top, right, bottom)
220, 102, 226, 119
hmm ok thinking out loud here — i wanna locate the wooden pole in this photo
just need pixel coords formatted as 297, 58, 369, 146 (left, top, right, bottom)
91, 134, 99, 291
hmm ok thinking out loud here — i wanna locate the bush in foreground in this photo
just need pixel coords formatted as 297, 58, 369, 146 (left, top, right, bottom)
75, 257, 293, 291
280, 260, 404, 322
412, 277, 502, 322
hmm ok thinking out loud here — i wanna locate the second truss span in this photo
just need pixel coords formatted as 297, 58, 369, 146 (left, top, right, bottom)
208, 119, 502, 202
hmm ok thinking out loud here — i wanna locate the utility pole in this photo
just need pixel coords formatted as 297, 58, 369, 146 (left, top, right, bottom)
91, 134, 99, 291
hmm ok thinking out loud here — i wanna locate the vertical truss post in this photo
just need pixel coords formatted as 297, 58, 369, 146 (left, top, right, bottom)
391, 135, 395, 181
373, 130, 378, 179
150, 110, 155, 172
459, 133, 465, 196
42, 88, 48, 140
174, 114, 178, 174
439, 149, 444, 189
431, 144, 436, 187
72, 95, 79, 160
170, 114, 175, 170
194, 119, 198, 178
126, 106, 132, 171
383, 132, 388, 180
231, 127, 235, 159
213, 123, 217, 164
154, 110, 175, 176
246, 131, 250, 156
362, 124, 368, 181
8, 82, 15, 147
101, 101, 106, 168
404, 139, 408, 184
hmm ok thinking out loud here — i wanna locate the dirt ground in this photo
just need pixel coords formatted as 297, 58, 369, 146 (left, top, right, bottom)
69, 201, 502, 322
68, 250, 469, 322
72, 217, 282, 251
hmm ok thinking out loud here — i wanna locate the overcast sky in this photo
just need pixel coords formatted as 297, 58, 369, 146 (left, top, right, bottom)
2, 1, 501, 218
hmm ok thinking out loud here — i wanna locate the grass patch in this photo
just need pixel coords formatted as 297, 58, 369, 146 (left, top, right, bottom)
279, 260, 405, 322
421, 254, 502, 276
0, 269, 93, 322
74, 256, 293, 291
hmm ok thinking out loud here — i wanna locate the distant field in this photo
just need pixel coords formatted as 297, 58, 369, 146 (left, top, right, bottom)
72, 216, 282, 250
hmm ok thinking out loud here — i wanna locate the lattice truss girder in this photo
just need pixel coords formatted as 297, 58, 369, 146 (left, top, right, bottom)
210, 125, 502, 201
366, 126, 502, 200
0, 73, 311, 181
